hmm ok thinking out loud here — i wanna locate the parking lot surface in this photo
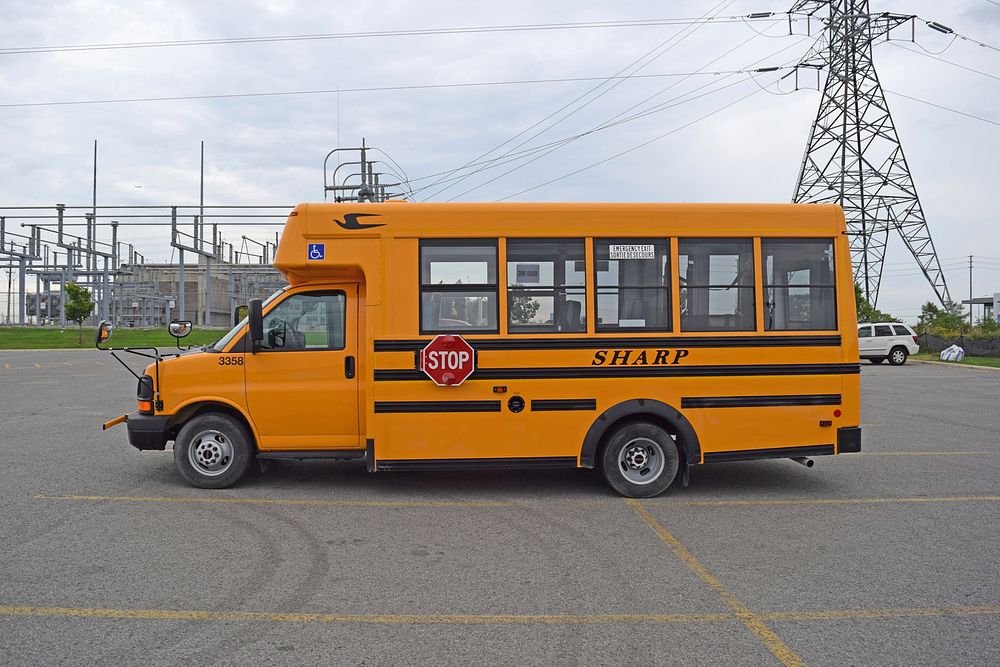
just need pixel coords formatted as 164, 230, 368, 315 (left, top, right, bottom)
0, 350, 998, 666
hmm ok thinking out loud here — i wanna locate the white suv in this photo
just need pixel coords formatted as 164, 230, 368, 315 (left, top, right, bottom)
857, 322, 920, 365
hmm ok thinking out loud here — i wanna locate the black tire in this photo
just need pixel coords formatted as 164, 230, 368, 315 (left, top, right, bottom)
888, 347, 908, 366
173, 413, 254, 489
868, 357, 885, 365
601, 422, 679, 498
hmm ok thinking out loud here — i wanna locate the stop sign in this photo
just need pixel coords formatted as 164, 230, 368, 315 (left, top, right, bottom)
419, 335, 476, 387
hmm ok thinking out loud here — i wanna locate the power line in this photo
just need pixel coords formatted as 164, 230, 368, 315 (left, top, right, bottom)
417, 0, 742, 201
888, 42, 1000, 84
0, 70, 788, 109
884, 89, 1000, 128
0, 15, 794, 56
914, 16, 1000, 54
441, 74, 760, 201
496, 84, 767, 202
442, 32, 815, 201
422, 12, 810, 201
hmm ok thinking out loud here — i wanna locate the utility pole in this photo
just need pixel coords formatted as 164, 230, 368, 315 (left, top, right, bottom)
969, 255, 974, 329
789, 0, 951, 308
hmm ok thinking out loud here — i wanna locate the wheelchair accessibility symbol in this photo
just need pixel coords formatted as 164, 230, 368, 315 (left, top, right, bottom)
307, 243, 325, 261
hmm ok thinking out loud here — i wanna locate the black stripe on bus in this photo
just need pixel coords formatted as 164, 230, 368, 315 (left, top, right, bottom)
681, 394, 842, 409
374, 363, 861, 382
373, 400, 502, 413
376, 456, 578, 471
374, 335, 841, 352
530, 399, 598, 412
703, 444, 835, 463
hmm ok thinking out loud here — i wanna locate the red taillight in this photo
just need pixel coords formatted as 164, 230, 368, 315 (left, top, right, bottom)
912, 336, 919, 344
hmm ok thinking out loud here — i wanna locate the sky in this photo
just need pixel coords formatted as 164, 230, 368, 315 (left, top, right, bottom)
1, 0, 998, 323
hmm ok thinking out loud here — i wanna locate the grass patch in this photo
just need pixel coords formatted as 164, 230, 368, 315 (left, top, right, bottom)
0, 326, 226, 349
912, 352, 1000, 368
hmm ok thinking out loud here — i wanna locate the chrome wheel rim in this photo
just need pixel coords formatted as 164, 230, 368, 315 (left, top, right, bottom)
892, 350, 905, 364
618, 437, 665, 485
188, 429, 234, 477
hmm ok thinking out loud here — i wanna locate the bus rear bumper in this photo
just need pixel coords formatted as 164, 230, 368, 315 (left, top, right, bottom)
837, 426, 861, 453
127, 414, 171, 451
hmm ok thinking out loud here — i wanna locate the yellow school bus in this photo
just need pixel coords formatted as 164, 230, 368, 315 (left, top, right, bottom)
102, 202, 861, 497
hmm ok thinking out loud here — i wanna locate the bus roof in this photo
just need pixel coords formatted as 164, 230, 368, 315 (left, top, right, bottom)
274, 201, 844, 284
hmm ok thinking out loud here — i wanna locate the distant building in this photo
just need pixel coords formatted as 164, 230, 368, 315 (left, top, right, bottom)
111, 255, 285, 327
961, 294, 998, 324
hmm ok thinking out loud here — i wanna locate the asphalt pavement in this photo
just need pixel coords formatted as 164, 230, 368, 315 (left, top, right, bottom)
0, 349, 997, 666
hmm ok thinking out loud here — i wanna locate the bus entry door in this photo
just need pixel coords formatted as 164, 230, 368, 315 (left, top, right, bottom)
245, 285, 360, 450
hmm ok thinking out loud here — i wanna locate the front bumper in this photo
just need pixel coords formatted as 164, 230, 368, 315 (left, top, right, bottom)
126, 414, 171, 451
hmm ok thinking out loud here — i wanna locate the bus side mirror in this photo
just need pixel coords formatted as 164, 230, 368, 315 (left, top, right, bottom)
168, 320, 193, 339
233, 304, 248, 326
95, 320, 113, 348
248, 298, 264, 348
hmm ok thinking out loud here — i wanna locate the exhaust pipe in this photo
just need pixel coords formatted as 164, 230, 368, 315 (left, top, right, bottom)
791, 457, 814, 468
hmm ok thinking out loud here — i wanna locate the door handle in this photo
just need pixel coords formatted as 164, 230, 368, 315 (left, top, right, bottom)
345, 355, 356, 379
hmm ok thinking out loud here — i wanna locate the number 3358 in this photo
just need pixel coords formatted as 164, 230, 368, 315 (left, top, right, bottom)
218, 356, 244, 366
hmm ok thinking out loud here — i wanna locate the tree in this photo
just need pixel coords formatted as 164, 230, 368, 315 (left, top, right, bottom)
975, 315, 1000, 337
854, 284, 899, 323
916, 299, 966, 336
508, 291, 541, 324
64, 283, 94, 343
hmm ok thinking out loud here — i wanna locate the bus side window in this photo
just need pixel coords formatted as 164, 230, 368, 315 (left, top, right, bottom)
594, 238, 671, 331
762, 239, 837, 331
678, 239, 755, 332
507, 239, 586, 333
419, 241, 499, 334
260, 291, 345, 351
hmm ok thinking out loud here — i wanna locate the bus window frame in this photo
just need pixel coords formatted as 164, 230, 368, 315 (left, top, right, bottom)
761, 237, 839, 332
418, 238, 500, 336
591, 237, 672, 333
677, 237, 757, 333
505, 237, 588, 335
258, 289, 348, 353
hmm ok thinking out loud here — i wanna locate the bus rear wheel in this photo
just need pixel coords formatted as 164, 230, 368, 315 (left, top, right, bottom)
601, 422, 679, 498
174, 413, 253, 489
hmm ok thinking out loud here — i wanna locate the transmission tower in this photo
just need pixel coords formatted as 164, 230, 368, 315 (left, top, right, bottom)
790, 0, 951, 307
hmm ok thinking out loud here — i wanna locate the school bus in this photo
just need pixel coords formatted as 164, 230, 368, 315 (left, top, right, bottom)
101, 202, 861, 497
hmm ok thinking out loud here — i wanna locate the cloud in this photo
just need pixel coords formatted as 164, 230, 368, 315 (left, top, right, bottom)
0, 0, 996, 319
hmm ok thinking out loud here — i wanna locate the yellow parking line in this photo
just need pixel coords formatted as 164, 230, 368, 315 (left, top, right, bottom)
0, 605, 732, 625
626, 499, 806, 667
33, 493, 1000, 510
857, 451, 992, 457
0, 603, 996, 627
32, 494, 515, 509
649, 496, 1000, 508
763, 605, 1000, 622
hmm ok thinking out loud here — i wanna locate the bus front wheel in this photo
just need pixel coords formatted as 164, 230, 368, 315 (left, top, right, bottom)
174, 413, 253, 489
601, 422, 679, 498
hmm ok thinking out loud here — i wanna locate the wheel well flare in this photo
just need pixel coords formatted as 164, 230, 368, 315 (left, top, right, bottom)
580, 399, 701, 468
